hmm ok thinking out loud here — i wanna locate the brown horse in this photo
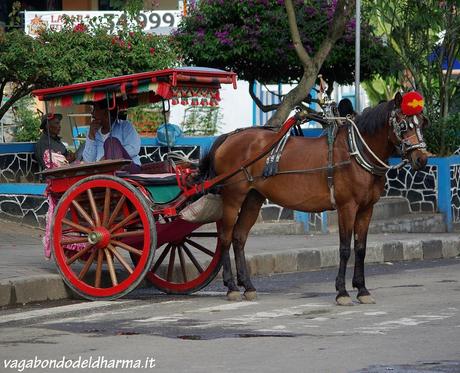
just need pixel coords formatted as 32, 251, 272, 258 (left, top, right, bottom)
200, 92, 429, 305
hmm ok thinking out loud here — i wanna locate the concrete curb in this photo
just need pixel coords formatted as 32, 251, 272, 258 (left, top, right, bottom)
1, 274, 71, 308
1, 237, 459, 308
245, 237, 460, 276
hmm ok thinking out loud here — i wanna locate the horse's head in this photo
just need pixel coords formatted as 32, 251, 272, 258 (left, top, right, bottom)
389, 92, 429, 171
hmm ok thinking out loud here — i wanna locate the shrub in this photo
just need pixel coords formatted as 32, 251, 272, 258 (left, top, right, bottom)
424, 113, 460, 156
13, 96, 41, 142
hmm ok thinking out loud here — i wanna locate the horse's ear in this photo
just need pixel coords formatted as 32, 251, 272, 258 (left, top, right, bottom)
394, 92, 403, 108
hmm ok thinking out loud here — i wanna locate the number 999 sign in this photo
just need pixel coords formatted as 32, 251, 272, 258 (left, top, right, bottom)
136, 11, 181, 32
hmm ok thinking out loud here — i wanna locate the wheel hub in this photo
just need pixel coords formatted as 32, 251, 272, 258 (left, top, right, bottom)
88, 227, 111, 249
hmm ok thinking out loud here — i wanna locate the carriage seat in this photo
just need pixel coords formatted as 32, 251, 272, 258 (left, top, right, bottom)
116, 172, 180, 204
117, 172, 178, 186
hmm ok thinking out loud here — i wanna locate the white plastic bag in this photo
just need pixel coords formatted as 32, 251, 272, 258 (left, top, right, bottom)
180, 194, 223, 223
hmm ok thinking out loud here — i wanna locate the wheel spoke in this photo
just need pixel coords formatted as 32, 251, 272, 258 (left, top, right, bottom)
102, 188, 111, 227
71, 200, 95, 227
108, 244, 133, 274
107, 195, 126, 228
111, 230, 144, 239
95, 249, 103, 288
104, 248, 118, 286
61, 236, 88, 245
110, 240, 143, 257
62, 218, 92, 234
184, 238, 214, 257
78, 248, 97, 280
66, 243, 93, 265
152, 244, 171, 273
87, 189, 101, 227
178, 246, 188, 283
182, 244, 204, 273
167, 246, 176, 282
109, 211, 139, 233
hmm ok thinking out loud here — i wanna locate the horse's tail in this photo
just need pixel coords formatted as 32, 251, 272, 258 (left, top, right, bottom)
199, 133, 229, 181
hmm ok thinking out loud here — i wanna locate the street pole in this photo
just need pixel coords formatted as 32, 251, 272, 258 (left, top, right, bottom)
355, 0, 361, 112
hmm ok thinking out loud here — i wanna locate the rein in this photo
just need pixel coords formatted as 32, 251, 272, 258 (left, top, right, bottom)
332, 116, 408, 176
220, 160, 351, 188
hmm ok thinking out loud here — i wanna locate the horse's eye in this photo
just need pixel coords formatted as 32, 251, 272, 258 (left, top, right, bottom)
399, 121, 408, 132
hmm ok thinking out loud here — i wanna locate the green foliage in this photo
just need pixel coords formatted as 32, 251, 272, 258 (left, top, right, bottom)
424, 113, 460, 157
182, 107, 221, 136
174, 0, 397, 85
362, 75, 400, 106
0, 9, 180, 125
127, 103, 166, 134
13, 96, 41, 142
38, 15, 179, 84
365, 0, 460, 123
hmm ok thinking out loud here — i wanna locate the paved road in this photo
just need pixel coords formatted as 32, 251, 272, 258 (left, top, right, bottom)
1, 258, 460, 373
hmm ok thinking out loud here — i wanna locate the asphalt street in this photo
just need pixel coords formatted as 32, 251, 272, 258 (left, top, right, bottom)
1, 258, 460, 373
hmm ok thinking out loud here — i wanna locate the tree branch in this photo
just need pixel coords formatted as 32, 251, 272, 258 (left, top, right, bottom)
249, 80, 281, 113
265, 0, 352, 127
313, 0, 353, 68
0, 84, 33, 121
284, 0, 313, 69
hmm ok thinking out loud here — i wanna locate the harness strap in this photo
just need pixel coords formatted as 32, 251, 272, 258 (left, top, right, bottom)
262, 132, 290, 178
326, 124, 338, 208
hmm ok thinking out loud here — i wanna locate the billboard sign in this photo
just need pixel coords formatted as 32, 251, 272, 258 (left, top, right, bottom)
24, 10, 182, 37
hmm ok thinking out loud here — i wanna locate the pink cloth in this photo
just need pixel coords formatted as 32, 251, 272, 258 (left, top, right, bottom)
42, 150, 85, 259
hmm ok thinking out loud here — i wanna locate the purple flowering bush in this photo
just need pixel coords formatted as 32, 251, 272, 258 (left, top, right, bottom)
175, 0, 397, 85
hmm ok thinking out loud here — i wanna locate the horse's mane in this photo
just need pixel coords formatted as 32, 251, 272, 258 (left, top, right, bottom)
356, 100, 395, 135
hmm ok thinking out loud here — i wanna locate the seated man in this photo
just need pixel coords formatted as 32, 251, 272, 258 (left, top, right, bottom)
35, 113, 75, 170
83, 101, 141, 173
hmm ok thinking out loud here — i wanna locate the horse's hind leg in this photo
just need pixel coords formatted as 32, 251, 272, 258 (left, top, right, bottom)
335, 203, 358, 306
232, 190, 265, 301
220, 192, 247, 301
353, 206, 376, 304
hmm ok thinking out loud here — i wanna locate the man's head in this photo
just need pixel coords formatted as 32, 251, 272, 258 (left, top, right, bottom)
40, 113, 63, 137
91, 100, 119, 129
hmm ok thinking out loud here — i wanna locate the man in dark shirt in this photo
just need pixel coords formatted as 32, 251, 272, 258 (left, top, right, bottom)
34, 114, 75, 170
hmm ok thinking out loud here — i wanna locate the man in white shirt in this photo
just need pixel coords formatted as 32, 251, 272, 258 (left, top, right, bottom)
83, 101, 141, 173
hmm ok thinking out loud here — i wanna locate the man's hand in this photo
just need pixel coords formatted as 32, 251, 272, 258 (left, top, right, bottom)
66, 150, 76, 163
88, 119, 102, 140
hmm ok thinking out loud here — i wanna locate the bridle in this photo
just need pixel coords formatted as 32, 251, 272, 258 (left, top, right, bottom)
389, 109, 427, 157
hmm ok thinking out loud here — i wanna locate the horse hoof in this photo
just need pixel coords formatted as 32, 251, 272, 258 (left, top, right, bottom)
357, 295, 376, 304
336, 296, 353, 306
226, 291, 241, 301
243, 290, 257, 301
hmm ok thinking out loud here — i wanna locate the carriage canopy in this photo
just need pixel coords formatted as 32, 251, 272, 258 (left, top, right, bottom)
32, 67, 237, 109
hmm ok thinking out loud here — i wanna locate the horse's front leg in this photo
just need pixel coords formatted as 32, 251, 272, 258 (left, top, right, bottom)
335, 204, 357, 306
353, 206, 376, 304
232, 190, 265, 301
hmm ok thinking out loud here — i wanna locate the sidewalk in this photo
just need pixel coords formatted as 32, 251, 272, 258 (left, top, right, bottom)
0, 219, 459, 307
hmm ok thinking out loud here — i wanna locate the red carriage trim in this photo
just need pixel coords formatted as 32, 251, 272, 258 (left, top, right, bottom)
32, 67, 237, 108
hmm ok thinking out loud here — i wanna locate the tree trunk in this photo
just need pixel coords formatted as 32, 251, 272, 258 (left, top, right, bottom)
265, 0, 352, 127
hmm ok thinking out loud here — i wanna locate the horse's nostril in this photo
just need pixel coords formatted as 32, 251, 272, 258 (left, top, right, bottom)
414, 156, 427, 169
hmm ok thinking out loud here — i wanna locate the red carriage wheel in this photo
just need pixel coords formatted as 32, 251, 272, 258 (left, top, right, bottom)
144, 218, 222, 294
52, 175, 156, 300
